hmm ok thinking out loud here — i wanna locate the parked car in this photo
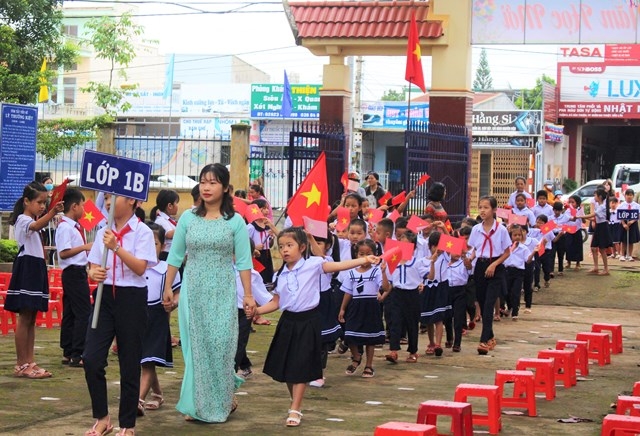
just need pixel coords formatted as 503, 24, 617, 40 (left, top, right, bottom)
611, 163, 640, 196
561, 179, 606, 204
149, 175, 198, 189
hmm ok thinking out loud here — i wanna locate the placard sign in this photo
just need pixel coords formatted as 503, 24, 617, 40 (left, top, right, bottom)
617, 209, 639, 221
80, 150, 152, 201
0, 103, 38, 211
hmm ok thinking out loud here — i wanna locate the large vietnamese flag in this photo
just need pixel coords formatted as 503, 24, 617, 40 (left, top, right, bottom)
286, 152, 329, 226
405, 11, 426, 93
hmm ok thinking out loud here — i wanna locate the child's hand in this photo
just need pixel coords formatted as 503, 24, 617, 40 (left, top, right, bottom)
418, 283, 424, 294
377, 292, 388, 302
338, 310, 345, 323
363, 255, 379, 266
379, 260, 387, 272
89, 266, 108, 283
485, 264, 496, 278
329, 222, 337, 231
84, 242, 93, 252
255, 243, 264, 250
407, 190, 416, 199
103, 230, 118, 251
162, 289, 176, 312
51, 201, 64, 214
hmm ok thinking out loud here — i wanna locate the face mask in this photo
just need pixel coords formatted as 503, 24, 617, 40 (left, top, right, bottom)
44, 183, 54, 191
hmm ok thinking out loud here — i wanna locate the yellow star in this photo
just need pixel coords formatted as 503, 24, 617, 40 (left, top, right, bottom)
250, 207, 259, 214
84, 211, 94, 223
391, 255, 397, 262
413, 43, 421, 61
301, 183, 322, 208
341, 218, 348, 224
446, 241, 453, 249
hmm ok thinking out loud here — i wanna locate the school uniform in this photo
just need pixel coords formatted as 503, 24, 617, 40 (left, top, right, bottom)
552, 213, 570, 273
84, 215, 157, 430
5, 214, 49, 313
141, 261, 181, 367
511, 206, 536, 226
532, 203, 554, 220
263, 256, 324, 384
234, 267, 272, 372
610, 209, 621, 244
318, 255, 342, 345
422, 254, 452, 324
444, 257, 472, 348
154, 211, 176, 261
522, 236, 539, 309
564, 209, 583, 263
504, 242, 531, 317
507, 190, 532, 208
246, 222, 274, 283
590, 203, 613, 249
341, 266, 385, 345
388, 256, 429, 354
467, 221, 511, 344
55, 216, 91, 363
533, 229, 554, 287
619, 201, 640, 244
463, 248, 478, 325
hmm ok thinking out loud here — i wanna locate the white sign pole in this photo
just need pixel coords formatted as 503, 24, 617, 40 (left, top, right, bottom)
91, 195, 117, 329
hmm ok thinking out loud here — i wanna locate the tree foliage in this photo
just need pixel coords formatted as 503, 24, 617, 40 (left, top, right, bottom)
0, 0, 77, 104
473, 48, 493, 91
514, 74, 556, 110
381, 89, 406, 101
37, 115, 113, 161
81, 12, 143, 116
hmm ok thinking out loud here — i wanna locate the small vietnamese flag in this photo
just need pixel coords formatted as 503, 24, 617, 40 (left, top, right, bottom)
537, 240, 546, 256
444, 219, 453, 234
526, 198, 535, 208
562, 224, 578, 234
233, 196, 248, 218
48, 178, 71, 211
245, 204, 265, 223
367, 208, 384, 224
303, 216, 328, 239
391, 191, 407, 206
78, 198, 106, 231
508, 214, 528, 226
336, 207, 351, 231
340, 171, 348, 191
380, 246, 402, 274
416, 173, 430, 187
437, 233, 465, 256
496, 208, 510, 220
384, 238, 414, 261
287, 152, 329, 226
407, 215, 428, 233
379, 191, 392, 206
568, 204, 577, 217
540, 221, 557, 235
387, 209, 401, 223
252, 258, 266, 273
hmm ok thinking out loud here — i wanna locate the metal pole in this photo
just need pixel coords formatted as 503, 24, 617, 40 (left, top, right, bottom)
91, 195, 116, 329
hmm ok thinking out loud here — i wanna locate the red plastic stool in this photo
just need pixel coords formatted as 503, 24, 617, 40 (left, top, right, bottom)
375, 422, 438, 435
515, 358, 556, 400
537, 349, 577, 388
601, 414, 640, 435
37, 288, 63, 329
416, 400, 473, 436
616, 396, 640, 417
634, 382, 640, 397
453, 384, 502, 434
592, 323, 623, 354
556, 340, 589, 376
0, 306, 17, 335
494, 370, 537, 417
576, 332, 611, 366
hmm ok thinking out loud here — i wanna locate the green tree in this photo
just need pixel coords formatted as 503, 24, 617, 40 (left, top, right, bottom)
81, 12, 144, 116
473, 48, 493, 91
381, 89, 406, 101
0, 0, 77, 104
514, 74, 556, 110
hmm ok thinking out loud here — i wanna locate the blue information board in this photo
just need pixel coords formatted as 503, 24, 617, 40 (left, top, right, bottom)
80, 150, 151, 201
617, 209, 639, 221
0, 103, 38, 211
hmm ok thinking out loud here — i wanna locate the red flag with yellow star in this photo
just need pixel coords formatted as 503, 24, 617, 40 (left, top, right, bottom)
48, 178, 71, 212
380, 246, 402, 274
286, 152, 329, 226
78, 198, 106, 231
437, 233, 465, 256
245, 204, 265, 224
405, 11, 426, 93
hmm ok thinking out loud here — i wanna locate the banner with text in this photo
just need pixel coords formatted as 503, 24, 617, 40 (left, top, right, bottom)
180, 84, 250, 115
360, 101, 429, 129
473, 110, 542, 136
251, 83, 321, 119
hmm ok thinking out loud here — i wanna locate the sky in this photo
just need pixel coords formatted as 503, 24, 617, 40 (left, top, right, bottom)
66, 0, 562, 100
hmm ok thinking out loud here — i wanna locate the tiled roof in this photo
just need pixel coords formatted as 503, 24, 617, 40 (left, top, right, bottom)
286, 1, 443, 41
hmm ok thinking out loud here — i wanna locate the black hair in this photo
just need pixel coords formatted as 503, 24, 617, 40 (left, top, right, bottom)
515, 192, 527, 202
515, 176, 526, 184
521, 223, 529, 233
400, 229, 417, 245
609, 197, 618, 204
427, 231, 441, 248
427, 182, 446, 202
62, 188, 85, 213
251, 198, 268, 209
421, 213, 434, 221
376, 218, 394, 233
536, 214, 548, 224
249, 238, 256, 255
249, 184, 264, 197
234, 189, 247, 199
146, 221, 166, 245
191, 184, 200, 202
194, 163, 235, 219
478, 195, 497, 210
366, 171, 380, 181
394, 216, 409, 229
569, 195, 581, 207
594, 188, 610, 221
135, 206, 146, 222
344, 193, 363, 207
536, 189, 548, 200
509, 224, 524, 237
150, 189, 180, 221
277, 226, 309, 259
552, 201, 564, 211
354, 239, 377, 256
458, 225, 472, 237
348, 218, 367, 233
9, 181, 47, 225
625, 188, 635, 196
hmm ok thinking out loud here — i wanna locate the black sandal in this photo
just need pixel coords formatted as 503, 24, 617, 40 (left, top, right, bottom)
362, 366, 375, 378
345, 357, 361, 375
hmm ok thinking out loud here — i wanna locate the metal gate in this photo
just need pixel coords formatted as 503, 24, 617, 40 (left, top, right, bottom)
404, 122, 470, 222
250, 122, 346, 209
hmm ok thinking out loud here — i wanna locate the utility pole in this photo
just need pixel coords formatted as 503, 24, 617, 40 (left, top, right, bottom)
352, 56, 364, 173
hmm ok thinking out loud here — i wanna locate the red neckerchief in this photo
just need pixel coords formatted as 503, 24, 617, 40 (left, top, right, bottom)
480, 221, 498, 259
111, 224, 132, 297
168, 217, 177, 226
74, 222, 87, 244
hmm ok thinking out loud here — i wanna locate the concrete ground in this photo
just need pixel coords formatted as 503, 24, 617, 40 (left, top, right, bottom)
0, 253, 639, 435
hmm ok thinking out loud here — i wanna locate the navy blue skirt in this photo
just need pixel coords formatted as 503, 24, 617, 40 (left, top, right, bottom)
591, 222, 613, 249
141, 303, 173, 367
5, 255, 49, 313
318, 290, 342, 343
422, 281, 452, 324
620, 221, 640, 244
344, 296, 385, 345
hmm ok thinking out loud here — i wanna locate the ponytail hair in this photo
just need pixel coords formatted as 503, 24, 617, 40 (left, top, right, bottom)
151, 189, 179, 221
194, 163, 234, 219
9, 181, 47, 225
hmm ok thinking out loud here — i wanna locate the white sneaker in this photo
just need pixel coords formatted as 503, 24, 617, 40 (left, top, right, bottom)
309, 377, 325, 388
620, 256, 627, 261
524, 308, 532, 314
627, 256, 634, 262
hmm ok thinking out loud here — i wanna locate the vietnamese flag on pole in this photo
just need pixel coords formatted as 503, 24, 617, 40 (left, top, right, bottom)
387, 209, 401, 223
444, 219, 453, 234
335, 207, 351, 232
378, 191, 392, 206
48, 178, 71, 212
380, 246, 402, 274
405, 11, 426, 93
437, 233, 465, 256
385, 238, 414, 261
407, 215, 428, 233
540, 221, 557, 235
286, 152, 329, 226
78, 198, 106, 231
537, 240, 546, 256
416, 173, 430, 187
562, 224, 578, 234
391, 191, 407, 206
245, 204, 265, 223
233, 196, 248, 218
252, 258, 266, 273
340, 171, 348, 192
367, 208, 384, 224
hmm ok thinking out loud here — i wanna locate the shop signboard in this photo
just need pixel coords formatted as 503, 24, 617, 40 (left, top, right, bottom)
251, 83, 320, 119
360, 101, 429, 129
472, 110, 542, 136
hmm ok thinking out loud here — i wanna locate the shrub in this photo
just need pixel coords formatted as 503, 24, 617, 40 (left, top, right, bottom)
0, 239, 18, 263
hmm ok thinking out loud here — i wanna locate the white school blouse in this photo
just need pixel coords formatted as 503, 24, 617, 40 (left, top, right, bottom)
511, 206, 536, 226
341, 266, 383, 298
273, 255, 325, 312
235, 267, 272, 309
503, 243, 531, 269
55, 216, 88, 269
507, 190, 532, 208
145, 261, 181, 304
14, 215, 45, 259
390, 257, 430, 289
154, 211, 176, 253
467, 221, 511, 259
